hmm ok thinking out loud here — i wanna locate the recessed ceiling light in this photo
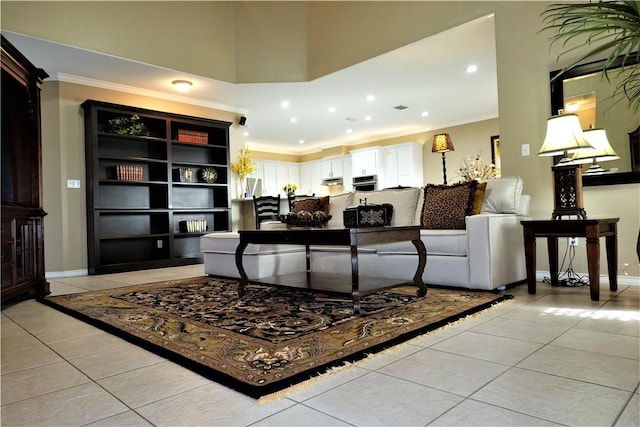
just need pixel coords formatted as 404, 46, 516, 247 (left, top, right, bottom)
366, 94, 375, 102
346, 129, 353, 134
281, 100, 290, 109
466, 64, 478, 74
298, 139, 305, 144
328, 107, 336, 113
364, 115, 372, 121
290, 117, 298, 123
421, 111, 429, 117
244, 130, 250, 136
172, 80, 192, 92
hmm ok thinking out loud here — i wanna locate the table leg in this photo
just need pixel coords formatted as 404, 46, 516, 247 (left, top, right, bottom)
305, 244, 311, 287
411, 238, 428, 297
523, 229, 537, 294
547, 237, 559, 286
585, 224, 601, 301
350, 243, 361, 315
235, 241, 249, 295
606, 233, 618, 292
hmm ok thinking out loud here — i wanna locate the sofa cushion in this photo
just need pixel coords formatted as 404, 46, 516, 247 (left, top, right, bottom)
375, 229, 467, 256
421, 181, 478, 229
200, 232, 303, 255
354, 187, 420, 227
481, 176, 523, 214
327, 192, 354, 228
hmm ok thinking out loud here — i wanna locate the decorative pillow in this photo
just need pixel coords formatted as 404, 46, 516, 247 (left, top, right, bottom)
354, 187, 419, 226
471, 181, 487, 215
481, 176, 523, 214
291, 198, 323, 214
421, 181, 478, 229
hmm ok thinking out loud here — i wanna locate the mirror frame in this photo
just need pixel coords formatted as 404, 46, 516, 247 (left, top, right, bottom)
550, 55, 640, 186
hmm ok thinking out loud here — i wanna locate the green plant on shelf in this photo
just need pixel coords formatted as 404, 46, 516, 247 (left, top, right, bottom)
106, 114, 150, 136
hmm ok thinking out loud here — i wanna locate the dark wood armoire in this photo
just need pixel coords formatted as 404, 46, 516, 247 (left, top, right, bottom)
1, 35, 50, 303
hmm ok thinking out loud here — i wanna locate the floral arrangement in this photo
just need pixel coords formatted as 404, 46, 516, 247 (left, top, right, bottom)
456, 152, 496, 182
230, 147, 256, 179
283, 183, 297, 196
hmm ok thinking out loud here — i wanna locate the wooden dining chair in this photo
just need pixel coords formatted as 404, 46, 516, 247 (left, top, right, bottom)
253, 195, 281, 229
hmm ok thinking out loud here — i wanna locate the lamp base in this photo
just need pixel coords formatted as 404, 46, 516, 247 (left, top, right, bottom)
551, 163, 586, 220
552, 207, 587, 220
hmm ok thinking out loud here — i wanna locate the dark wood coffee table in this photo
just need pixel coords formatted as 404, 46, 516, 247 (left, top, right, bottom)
235, 226, 427, 314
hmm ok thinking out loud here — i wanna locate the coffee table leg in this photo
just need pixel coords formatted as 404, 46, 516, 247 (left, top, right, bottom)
411, 238, 428, 297
350, 243, 361, 315
235, 241, 249, 295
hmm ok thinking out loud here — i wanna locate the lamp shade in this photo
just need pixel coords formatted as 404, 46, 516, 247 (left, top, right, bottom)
571, 128, 619, 163
538, 113, 593, 157
432, 133, 454, 153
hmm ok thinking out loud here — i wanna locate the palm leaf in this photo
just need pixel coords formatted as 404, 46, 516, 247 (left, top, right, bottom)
541, 1, 640, 111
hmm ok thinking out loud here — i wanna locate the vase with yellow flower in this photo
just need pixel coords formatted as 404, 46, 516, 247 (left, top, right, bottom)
230, 147, 256, 198
283, 183, 297, 197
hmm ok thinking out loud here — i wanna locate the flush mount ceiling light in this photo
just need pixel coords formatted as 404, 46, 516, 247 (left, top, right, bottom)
366, 94, 375, 102
172, 80, 192, 92
281, 100, 290, 109
466, 64, 478, 73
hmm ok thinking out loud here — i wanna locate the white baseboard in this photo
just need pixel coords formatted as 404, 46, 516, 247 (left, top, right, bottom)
535, 271, 640, 287
45, 269, 88, 279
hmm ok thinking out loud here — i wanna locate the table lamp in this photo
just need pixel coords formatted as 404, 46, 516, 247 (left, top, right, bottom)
538, 112, 594, 219
570, 127, 619, 174
432, 133, 455, 185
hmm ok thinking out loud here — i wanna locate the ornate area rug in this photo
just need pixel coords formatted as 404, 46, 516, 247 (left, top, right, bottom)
41, 276, 511, 398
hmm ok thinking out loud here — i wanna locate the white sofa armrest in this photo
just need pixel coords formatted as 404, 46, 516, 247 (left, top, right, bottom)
465, 213, 527, 289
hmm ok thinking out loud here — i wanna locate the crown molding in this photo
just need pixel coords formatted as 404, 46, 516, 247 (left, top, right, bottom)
54, 73, 247, 115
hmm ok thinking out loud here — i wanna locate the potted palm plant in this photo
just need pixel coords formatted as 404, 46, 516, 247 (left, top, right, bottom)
541, 0, 640, 111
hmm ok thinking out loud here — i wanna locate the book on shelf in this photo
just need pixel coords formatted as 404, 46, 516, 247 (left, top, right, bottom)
115, 165, 143, 181
177, 129, 208, 144
179, 219, 208, 233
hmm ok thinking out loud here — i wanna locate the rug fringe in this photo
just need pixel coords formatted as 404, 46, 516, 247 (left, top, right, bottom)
258, 298, 513, 404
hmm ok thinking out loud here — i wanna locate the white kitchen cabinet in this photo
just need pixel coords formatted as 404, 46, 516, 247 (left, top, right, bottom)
383, 142, 423, 188
321, 158, 344, 180
350, 146, 384, 178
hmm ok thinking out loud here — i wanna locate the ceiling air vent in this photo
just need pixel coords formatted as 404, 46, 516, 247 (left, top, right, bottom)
393, 105, 408, 110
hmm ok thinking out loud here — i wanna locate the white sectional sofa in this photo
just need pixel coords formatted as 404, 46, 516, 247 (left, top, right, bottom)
200, 177, 530, 291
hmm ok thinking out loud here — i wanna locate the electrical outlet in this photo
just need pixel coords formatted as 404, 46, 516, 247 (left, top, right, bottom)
521, 144, 530, 156
568, 237, 578, 247
157, 240, 163, 249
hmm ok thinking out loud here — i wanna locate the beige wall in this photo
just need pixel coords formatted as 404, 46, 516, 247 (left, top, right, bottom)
8, 1, 639, 279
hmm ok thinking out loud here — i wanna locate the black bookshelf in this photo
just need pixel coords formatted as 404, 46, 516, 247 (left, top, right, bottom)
82, 100, 231, 274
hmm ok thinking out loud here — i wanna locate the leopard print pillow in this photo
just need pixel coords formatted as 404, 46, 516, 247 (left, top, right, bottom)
291, 198, 323, 214
421, 181, 478, 229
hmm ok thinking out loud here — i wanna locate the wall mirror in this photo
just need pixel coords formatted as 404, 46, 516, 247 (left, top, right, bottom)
550, 55, 640, 186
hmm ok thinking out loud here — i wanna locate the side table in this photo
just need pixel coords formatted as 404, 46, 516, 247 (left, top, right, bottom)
520, 218, 619, 301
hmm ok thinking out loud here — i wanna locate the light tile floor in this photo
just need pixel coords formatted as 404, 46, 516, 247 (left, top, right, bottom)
1, 265, 638, 426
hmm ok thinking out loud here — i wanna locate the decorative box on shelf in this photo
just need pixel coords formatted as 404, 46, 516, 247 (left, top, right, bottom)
113, 165, 143, 181
173, 167, 194, 183
177, 129, 208, 144
179, 219, 208, 233
343, 199, 393, 228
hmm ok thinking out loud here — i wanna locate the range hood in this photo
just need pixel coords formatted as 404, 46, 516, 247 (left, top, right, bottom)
321, 177, 343, 186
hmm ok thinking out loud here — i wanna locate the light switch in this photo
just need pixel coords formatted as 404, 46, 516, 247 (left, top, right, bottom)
521, 144, 530, 156
67, 179, 81, 189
